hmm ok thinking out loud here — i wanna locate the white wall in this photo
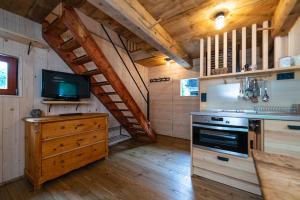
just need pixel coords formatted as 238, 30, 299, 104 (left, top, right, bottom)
0, 9, 148, 184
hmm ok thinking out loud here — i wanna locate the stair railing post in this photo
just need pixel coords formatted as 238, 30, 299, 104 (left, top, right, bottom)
147, 92, 150, 121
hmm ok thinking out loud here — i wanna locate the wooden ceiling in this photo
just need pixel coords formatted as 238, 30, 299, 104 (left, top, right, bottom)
138, 0, 279, 58
0, 0, 61, 23
1, 0, 300, 68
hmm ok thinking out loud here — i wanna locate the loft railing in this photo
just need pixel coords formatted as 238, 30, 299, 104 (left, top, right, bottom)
101, 24, 150, 120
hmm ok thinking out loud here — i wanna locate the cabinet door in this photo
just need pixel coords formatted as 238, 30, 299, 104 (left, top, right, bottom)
264, 120, 300, 159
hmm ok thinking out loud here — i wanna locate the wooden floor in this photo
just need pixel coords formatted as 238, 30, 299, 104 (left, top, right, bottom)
0, 135, 262, 200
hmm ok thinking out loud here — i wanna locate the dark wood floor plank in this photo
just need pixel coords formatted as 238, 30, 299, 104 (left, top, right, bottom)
0, 135, 261, 200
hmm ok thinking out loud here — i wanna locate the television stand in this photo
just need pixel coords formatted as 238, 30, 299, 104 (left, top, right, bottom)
59, 113, 83, 116
41, 100, 90, 112
43, 98, 80, 101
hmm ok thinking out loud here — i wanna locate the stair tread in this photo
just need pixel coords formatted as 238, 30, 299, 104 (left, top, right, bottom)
81, 69, 101, 76
91, 81, 110, 86
111, 109, 129, 111
124, 116, 135, 119
72, 55, 91, 65
109, 101, 124, 104
132, 127, 145, 131
43, 18, 67, 35
59, 38, 80, 52
98, 92, 117, 96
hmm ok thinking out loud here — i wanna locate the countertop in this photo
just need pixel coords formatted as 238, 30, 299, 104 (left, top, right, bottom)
252, 150, 300, 200
191, 111, 300, 121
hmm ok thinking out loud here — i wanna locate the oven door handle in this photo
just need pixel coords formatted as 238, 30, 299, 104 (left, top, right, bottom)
192, 124, 248, 133
201, 132, 238, 140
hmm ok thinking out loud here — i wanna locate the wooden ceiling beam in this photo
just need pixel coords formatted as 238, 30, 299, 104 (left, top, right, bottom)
88, 0, 192, 68
272, 0, 300, 37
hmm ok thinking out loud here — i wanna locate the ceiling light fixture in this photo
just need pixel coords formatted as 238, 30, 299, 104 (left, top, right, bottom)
215, 12, 225, 30
165, 57, 171, 67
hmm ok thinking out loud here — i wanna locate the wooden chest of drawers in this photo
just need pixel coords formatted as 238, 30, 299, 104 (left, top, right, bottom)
24, 113, 108, 190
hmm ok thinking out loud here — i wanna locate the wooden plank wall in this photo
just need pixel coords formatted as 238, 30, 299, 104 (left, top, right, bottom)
148, 63, 199, 140
0, 9, 43, 41
0, 9, 148, 184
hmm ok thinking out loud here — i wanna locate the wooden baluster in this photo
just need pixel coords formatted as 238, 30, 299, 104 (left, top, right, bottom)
242, 27, 247, 69
263, 21, 269, 70
215, 34, 219, 69
232, 29, 237, 73
207, 36, 211, 76
252, 24, 257, 68
200, 38, 204, 77
223, 32, 227, 69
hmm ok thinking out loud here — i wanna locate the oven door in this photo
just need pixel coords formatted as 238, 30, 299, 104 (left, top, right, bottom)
192, 123, 248, 157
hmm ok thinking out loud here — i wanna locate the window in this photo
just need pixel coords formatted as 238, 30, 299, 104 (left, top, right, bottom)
180, 78, 199, 96
0, 54, 18, 95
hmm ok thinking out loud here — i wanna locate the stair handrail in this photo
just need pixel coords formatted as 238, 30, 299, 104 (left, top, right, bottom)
101, 24, 150, 120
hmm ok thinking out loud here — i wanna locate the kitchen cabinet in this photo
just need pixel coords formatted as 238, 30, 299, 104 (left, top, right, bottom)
264, 120, 300, 159
192, 148, 261, 195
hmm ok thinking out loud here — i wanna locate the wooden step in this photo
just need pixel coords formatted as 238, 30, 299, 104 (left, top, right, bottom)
98, 92, 117, 96
81, 69, 101, 76
128, 122, 140, 126
136, 131, 146, 135
72, 55, 91, 65
132, 127, 145, 132
43, 18, 67, 35
108, 101, 124, 104
124, 116, 135, 119
59, 38, 80, 52
111, 109, 129, 112
91, 81, 110, 86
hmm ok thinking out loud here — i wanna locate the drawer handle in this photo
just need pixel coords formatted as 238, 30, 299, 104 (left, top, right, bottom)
60, 126, 65, 130
217, 156, 229, 162
287, 125, 300, 130
76, 124, 84, 127
76, 153, 83, 157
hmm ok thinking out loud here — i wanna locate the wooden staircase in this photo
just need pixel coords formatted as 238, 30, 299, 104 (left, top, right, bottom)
42, 6, 156, 141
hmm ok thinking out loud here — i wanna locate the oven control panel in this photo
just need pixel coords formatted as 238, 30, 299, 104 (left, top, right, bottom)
193, 115, 249, 127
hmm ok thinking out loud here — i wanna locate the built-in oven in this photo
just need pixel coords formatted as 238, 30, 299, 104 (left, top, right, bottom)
192, 115, 249, 158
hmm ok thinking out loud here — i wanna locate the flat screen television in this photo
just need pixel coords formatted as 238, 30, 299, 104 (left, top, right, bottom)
41, 69, 90, 100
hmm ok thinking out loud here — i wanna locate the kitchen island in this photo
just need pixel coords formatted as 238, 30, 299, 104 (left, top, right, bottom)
252, 150, 300, 200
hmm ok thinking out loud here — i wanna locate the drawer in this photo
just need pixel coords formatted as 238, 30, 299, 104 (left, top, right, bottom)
42, 142, 106, 180
264, 120, 300, 159
192, 148, 258, 184
42, 129, 106, 158
42, 117, 106, 139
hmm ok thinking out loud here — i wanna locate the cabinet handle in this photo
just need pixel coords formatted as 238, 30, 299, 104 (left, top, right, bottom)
217, 156, 229, 162
287, 125, 300, 130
